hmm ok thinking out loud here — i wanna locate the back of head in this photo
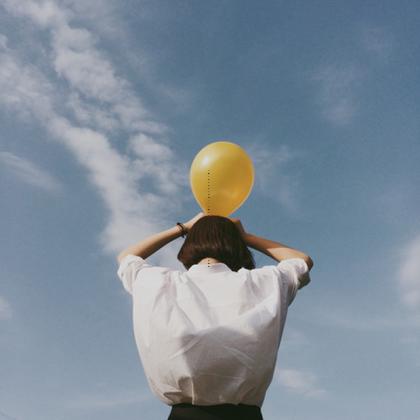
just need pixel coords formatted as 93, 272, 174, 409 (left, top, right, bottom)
177, 215, 255, 271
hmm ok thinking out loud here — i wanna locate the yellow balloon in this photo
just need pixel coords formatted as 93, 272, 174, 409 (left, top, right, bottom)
190, 141, 254, 216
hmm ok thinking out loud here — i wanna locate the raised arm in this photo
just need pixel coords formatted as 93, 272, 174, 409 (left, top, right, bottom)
229, 218, 314, 270
117, 225, 182, 264
116, 212, 205, 264
243, 229, 313, 290
244, 232, 314, 271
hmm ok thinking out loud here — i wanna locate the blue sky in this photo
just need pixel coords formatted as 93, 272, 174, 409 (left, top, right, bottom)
1, 1, 420, 419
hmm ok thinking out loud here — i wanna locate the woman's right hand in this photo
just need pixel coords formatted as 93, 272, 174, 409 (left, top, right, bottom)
183, 212, 205, 232
229, 217, 247, 238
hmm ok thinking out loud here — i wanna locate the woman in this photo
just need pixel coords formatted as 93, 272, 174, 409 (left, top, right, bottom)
117, 212, 313, 420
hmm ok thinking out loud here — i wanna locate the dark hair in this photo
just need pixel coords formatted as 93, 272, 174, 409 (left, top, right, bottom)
177, 215, 256, 272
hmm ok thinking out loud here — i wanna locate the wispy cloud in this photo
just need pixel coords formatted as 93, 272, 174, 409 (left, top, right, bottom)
0, 296, 12, 320
60, 0, 124, 38
0, 33, 7, 49
0, 41, 55, 121
360, 26, 394, 60
0, 151, 61, 192
3, 0, 165, 135
0, 1, 191, 260
274, 367, 327, 398
129, 134, 189, 196
311, 25, 393, 126
397, 233, 420, 310
0, 408, 19, 420
311, 64, 363, 126
247, 142, 302, 214
292, 297, 420, 332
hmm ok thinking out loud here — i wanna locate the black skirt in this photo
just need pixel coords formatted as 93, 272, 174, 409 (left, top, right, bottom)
167, 403, 263, 420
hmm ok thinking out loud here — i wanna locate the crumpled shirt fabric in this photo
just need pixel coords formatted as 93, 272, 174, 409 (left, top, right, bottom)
117, 255, 309, 407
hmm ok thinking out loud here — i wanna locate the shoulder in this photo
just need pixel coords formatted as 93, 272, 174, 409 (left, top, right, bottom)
241, 258, 310, 303
117, 254, 172, 272
116, 254, 174, 294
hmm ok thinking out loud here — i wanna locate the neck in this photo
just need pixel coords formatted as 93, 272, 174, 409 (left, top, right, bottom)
198, 257, 220, 265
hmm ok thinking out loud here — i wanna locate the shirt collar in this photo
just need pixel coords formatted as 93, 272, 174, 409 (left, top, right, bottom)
188, 262, 232, 274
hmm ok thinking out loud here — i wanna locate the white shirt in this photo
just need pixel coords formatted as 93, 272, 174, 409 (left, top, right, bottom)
117, 254, 309, 408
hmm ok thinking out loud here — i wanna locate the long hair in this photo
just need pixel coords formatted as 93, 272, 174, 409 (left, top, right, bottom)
177, 215, 256, 272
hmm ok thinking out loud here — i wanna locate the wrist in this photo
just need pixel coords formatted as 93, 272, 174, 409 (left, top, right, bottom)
176, 222, 188, 238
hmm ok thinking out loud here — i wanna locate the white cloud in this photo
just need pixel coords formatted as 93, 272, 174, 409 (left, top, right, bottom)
61, 0, 131, 39
46, 117, 178, 254
311, 64, 363, 126
129, 134, 189, 196
0, 39, 56, 121
0, 296, 12, 320
3, 0, 68, 28
0, 33, 7, 49
360, 26, 394, 59
292, 295, 420, 332
3, 0, 166, 135
397, 233, 420, 309
0, 151, 61, 192
66, 92, 119, 132
0, 408, 18, 420
311, 26, 394, 126
247, 141, 302, 213
274, 367, 327, 398
0, 3, 190, 260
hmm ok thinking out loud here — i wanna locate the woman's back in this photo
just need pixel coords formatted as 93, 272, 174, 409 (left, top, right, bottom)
116, 213, 313, 419
118, 254, 309, 408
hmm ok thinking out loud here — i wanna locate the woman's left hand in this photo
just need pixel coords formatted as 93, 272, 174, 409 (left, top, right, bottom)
183, 212, 206, 232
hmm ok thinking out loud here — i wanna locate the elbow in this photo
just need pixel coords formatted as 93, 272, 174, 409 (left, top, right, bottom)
116, 251, 126, 264
304, 255, 314, 271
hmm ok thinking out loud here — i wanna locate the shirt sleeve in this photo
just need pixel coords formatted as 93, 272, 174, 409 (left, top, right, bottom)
117, 254, 153, 295
273, 258, 310, 305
